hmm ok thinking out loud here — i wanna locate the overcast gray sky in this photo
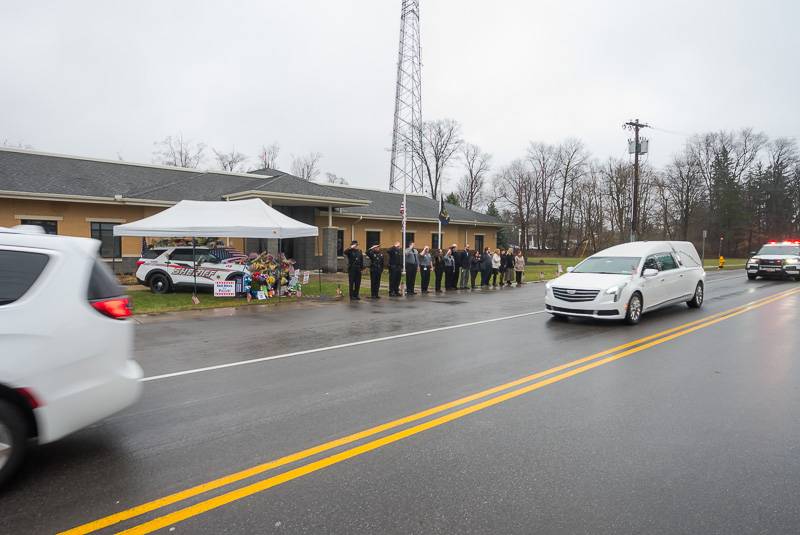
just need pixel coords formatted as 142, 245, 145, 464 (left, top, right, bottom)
1, 0, 798, 189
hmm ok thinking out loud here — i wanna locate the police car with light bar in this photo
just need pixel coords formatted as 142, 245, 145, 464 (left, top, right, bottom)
746, 241, 800, 281
135, 246, 248, 293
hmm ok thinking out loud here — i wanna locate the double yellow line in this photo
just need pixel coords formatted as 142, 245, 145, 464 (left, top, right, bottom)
62, 287, 800, 535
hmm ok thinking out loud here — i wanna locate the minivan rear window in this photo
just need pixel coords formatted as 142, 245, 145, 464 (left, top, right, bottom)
87, 258, 124, 300
0, 249, 50, 305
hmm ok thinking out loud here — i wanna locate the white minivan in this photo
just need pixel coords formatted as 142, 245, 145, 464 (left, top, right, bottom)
544, 241, 706, 324
0, 227, 142, 485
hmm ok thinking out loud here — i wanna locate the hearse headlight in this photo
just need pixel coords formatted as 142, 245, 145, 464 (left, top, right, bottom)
605, 283, 627, 302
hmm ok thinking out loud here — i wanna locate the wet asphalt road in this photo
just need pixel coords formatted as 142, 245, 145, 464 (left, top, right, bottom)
2, 270, 800, 534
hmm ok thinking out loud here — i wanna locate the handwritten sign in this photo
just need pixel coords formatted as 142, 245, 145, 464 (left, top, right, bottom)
213, 280, 236, 297
302, 270, 310, 284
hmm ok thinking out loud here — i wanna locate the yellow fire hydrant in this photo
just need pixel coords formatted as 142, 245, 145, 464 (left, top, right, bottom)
718, 255, 725, 270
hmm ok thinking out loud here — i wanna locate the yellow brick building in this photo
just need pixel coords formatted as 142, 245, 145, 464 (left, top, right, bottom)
0, 148, 504, 272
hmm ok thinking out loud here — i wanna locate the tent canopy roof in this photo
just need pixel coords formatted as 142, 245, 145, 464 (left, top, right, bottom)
113, 199, 319, 239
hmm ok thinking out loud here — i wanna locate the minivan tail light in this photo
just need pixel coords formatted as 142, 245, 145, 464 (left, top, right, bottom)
91, 297, 132, 319
15, 387, 41, 409
136, 260, 146, 267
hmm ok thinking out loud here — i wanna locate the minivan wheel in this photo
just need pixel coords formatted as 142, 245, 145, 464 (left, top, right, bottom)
149, 273, 172, 294
0, 401, 28, 487
687, 281, 704, 308
625, 293, 643, 325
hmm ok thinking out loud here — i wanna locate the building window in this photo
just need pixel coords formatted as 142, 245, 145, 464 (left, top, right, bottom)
405, 232, 415, 246
336, 229, 344, 256
431, 232, 441, 250
90, 222, 121, 258
474, 234, 484, 252
21, 219, 58, 235
366, 231, 381, 249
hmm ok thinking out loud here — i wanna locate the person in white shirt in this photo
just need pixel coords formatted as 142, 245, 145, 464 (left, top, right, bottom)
490, 248, 501, 287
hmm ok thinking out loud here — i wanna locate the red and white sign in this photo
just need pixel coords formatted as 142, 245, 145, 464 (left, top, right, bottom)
213, 280, 236, 297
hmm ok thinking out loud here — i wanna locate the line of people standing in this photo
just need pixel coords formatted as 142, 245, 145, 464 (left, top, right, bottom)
344, 239, 527, 300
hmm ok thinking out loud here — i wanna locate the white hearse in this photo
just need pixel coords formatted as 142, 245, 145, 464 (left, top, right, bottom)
545, 241, 706, 325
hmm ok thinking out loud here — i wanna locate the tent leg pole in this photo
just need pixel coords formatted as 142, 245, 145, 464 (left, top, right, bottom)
277, 238, 281, 305
192, 238, 197, 299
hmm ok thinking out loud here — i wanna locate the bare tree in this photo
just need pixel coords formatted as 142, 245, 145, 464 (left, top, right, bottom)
601, 157, 632, 242
152, 134, 206, 168
256, 142, 280, 169
213, 147, 248, 173
456, 144, 491, 210
573, 163, 605, 253
527, 142, 560, 250
325, 172, 348, 185
407, 118, 463, 199
290, 152, 322, 181
494, 159, 535, 251
664, 150, 704, 240
554, 139, 589, 254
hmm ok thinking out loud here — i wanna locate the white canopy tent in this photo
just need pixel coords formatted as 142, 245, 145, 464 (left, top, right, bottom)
113, 199, 318, 239
113, 199, 319, 297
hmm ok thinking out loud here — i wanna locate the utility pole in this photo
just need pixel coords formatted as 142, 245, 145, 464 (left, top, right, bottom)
623, 119, 650, 242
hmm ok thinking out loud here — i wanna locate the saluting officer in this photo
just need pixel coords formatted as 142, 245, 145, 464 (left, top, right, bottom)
343, 240, 364, 300
387, 241, 403, 297
366, 244, 384, 299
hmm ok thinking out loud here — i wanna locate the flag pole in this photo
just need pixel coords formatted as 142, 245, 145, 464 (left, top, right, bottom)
438, 195, 442, 249
401, 174, 407, 281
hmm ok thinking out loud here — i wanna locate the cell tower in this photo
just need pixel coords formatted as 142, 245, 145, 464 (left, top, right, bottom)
388, 0, 423, 194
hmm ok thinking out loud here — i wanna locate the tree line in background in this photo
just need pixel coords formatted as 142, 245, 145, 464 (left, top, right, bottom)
150, 134, 347, 185
397, 120, 800, 258
8, 126, 797, 258
488, 129, 800, 258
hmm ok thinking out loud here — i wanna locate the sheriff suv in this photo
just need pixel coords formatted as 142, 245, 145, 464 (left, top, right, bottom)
746, 241, 800, 281
136, 246, 248, 293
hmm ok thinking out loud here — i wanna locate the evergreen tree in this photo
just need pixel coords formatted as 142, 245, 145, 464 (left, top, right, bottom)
445, 192, 460, 207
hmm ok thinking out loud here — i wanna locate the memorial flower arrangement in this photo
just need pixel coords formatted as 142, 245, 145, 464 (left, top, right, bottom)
243, 252, 301, 300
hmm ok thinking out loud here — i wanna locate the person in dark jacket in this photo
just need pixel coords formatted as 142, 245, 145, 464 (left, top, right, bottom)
459, 245, 472, 289
504, 249, 515, 286
443, 248, 456, 290
449, 244, 459, 289
469, 250, 482, 289
365, 244, 384, 299
387, 242, 403, 296
433, 248, 445, 292
405, 241, 419, 295
343, 240, 364, 300
480, 247, 492, 287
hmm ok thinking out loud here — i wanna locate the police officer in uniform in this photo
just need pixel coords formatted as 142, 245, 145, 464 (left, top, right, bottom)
365, 244, 384, 299
387, 241, 403, 297
343, 240, 364, 300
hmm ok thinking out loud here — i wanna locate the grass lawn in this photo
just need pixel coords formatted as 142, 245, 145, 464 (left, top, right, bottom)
126, 271, 396, 314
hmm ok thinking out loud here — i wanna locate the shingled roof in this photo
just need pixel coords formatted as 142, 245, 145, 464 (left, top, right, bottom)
0, 148, 363, 207
0, 148, 502, 225
325, 184, 502, 225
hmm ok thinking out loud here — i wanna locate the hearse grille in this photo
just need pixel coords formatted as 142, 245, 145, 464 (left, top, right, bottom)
552, 287, 600, 302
